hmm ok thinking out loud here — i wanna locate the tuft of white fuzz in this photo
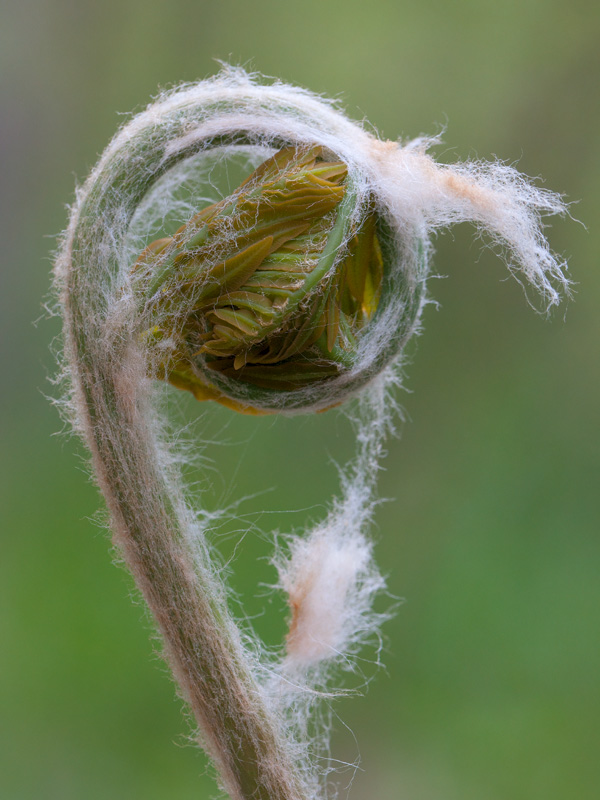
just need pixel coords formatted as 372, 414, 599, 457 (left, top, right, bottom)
365, 142, 570, 308
278, 530, 383, 668
271, 375, 392, 682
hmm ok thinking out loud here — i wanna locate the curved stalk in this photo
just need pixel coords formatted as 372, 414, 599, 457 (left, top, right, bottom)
62, 334, 304, 800
56, 108, 311, 800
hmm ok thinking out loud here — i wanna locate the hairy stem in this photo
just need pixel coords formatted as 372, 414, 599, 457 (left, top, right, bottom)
70, 346, 303, 800
62, 243, 307, 800
56, 103, 310, 800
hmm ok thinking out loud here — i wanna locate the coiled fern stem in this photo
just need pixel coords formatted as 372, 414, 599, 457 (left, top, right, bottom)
54, 68, 567, 800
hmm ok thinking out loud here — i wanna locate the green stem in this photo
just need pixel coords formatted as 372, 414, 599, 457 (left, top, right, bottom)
57, 104, 309, 800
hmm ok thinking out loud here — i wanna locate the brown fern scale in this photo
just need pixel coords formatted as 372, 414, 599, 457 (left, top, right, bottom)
133, 145, 383, 411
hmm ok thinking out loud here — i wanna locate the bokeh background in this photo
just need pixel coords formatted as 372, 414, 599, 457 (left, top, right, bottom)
1, 1, 598, 798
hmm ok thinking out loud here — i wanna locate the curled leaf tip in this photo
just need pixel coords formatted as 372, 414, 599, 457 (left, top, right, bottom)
133, 145, 384, 412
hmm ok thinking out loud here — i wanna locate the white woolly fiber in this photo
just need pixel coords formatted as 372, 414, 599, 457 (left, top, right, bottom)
279, 531, 383, 667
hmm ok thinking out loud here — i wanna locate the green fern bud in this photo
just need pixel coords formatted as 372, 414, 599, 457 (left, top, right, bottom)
133, 145, 383, 414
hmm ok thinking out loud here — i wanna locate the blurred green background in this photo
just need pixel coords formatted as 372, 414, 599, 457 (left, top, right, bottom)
1, 0, 598, 798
